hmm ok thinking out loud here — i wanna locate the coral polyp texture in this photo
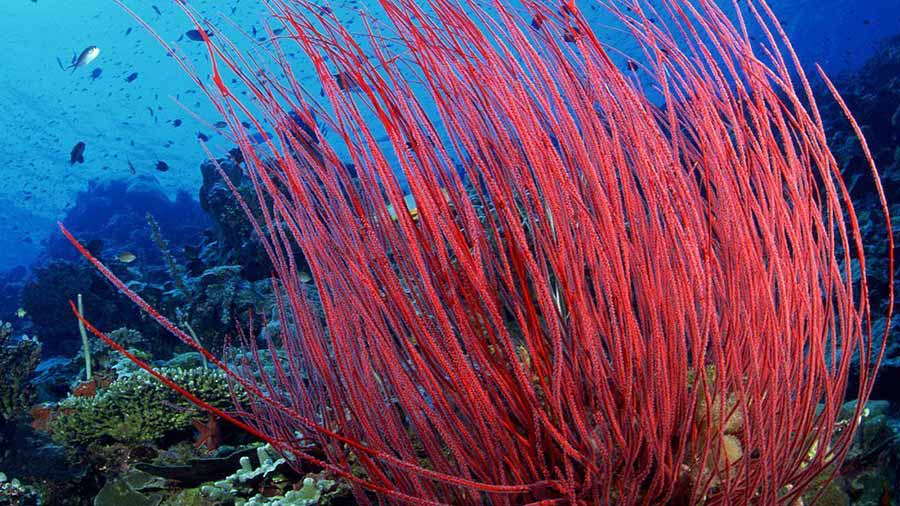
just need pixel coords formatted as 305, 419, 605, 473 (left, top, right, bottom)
65, 0, 893, 505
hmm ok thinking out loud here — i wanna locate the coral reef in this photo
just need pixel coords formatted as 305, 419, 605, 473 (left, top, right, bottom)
43, 175, 208, 267
49, 365, 243, 447
0, 321, 40, 449
70, 0, 894, 502
198, 158, 268, 280
0, 472, 40, 506
793, 400, 900, 505
2, 155, 284, 505
75, 327, 150, 377
20, 260, 146, 356
92, 469, 166, 506
1, 19, 894, 506
836, 400, 900, 503
817, 34, 900, 405
20, 175, 210, 355
199, 445, 346, 506
174, 264, 274, 355
21, 210, 272, 357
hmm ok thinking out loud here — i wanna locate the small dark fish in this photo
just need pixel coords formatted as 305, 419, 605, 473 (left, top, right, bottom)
125, 72, 138, 82
127, 159, 136, 174
125, 27, 133, 36
155, 160, 169, 172
248, 131, 271, 144
214, 121, 228, 128
241, 121, 252, 129
531, 14, 544, 30
626, 60, 638, 72
287, 110, 319, 144
152, 5, 162, 15
185, 28, 213, 41
173, 119, 182, 127
197, 132, 210, 142
89, 68, 103, 81
333, 72, 358, 92
70, 141, 86, 165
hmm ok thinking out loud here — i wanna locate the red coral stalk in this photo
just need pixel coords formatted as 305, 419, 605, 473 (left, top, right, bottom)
69, 0, 892, 504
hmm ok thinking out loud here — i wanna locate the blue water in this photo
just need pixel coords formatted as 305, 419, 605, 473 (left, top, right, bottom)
0, 0, 897, 269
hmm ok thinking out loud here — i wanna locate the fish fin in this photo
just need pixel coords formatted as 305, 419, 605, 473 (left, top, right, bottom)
56, 57, 65, 71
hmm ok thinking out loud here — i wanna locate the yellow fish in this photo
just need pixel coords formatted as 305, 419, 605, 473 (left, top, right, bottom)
15, 308, 26, 318
116, 251, 137, 263
385, 189, 454, 222
387, 194, 420, 222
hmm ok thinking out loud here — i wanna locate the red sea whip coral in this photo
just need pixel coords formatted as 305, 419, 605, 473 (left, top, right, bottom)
63, 0, 893, 504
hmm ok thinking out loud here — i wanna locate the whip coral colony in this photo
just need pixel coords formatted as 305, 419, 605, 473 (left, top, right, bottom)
63, 0, 893, 504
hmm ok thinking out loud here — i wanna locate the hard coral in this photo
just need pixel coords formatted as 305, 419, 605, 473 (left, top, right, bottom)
0, 471, 40, 506
49, 366, 243, 447
200, 445, 346, 506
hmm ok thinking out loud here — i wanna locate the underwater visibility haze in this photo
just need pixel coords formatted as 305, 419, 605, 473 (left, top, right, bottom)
0, 0, 899, 505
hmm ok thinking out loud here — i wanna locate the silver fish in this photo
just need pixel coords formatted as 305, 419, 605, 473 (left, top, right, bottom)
68, 46, 100, 72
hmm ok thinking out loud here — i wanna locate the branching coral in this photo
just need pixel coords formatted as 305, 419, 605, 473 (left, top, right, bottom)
66, 0, 893, 504
50, 366, 244, 447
